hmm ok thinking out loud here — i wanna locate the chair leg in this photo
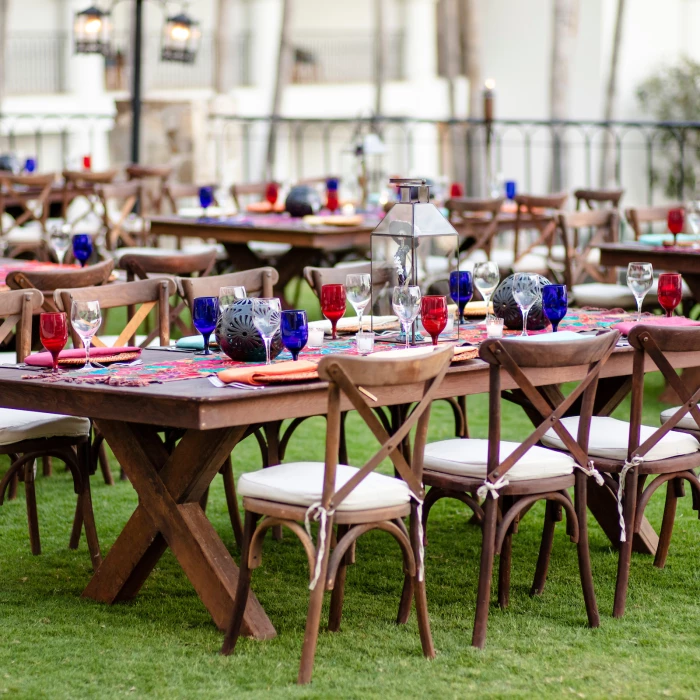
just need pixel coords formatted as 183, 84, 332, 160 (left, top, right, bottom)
472, 496, 498, 649
8, 471, 18, 500
24, 460, 41, 556
221, 457, 243, 549
42, 455, 52, 477
221, 510, 257, 656
531, 501, 558, 596
69, 495, 84, 550
338, 412, 348, 465
458, 395, 469, 438
497, 531, 513, 610
263, 422, 283, 542
574, 476, 599, 628
79, 442, 101, 570
98, 443, 114, 486
328, 525, 349, 632
410, 502, 435, 658
613, 467, 639, 618
654, 478, 679, 569
297, 516, 333, 685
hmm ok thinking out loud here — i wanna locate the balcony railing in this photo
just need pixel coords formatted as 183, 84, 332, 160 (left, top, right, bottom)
6, 33, 68, 95
289, 31, 404, 84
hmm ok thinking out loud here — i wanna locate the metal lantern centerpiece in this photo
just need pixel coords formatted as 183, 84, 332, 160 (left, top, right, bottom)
370, 177, 460, 344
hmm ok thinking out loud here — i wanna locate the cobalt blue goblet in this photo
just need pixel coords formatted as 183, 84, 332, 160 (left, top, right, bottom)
24, 157, 37, 174
72, 234, 93, 268
192, 296, 219, 355
199, 186, 214, 218
449, 270, 473, 324
280, 309, 308, 361
542, 284, 568, 332
505, 180, 517, 200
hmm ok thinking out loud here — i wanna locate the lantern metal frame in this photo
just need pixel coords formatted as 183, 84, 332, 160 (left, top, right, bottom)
74, 5, 112, 55
161, 12, 200, 64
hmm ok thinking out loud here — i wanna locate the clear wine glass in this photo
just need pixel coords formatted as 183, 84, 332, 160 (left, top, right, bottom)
218, 285, 247, 312
346, 273, 371, 332
71, 300, 101, 370
512, 273, 540, 337
392, 285, 422, 350
626, 262, 653, 321
251, 297, 281, 365
50, 225, 71, 265
473, 261, 500, 322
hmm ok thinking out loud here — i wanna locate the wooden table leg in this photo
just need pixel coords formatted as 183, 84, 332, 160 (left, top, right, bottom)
82, 420, 276, 640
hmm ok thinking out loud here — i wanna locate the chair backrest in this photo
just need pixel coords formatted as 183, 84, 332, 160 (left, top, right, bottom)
163, 182, 219, 213
95, 181, 143, 250
513, 192, 568, 261
446, 197, 504, 258
178, 266, 278, 309
627, 325, 700, 459
62, 169, 119, 187
120, 248, 217, 281
316, 345, 454, 511
515, 192, 568, 214
625, 204, 683, 240
126, 164, 173, 215
6, 259, 115, 311
230, 182, 268, 210
55, 277, 176, 349
478, 331, 619, 483
556, 209, 620, 287
0, 288, 44, 361
303, 262, 390, 312
574, 188, 624, 210
0, 173, 57, 229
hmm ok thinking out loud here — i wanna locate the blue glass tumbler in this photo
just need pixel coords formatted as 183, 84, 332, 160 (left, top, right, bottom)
542, 284, 568, 332
449, 270, 473, 324
199, 186, 214, 217
280, 309, 308, 361
24, 157, 37, 174
505, 180, 517, 200
192, 296, 219, 355
72, 234, 93, 268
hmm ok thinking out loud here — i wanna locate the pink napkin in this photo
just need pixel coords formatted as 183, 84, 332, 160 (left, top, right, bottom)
25, 346, 142, 367
612, 316, 700, 336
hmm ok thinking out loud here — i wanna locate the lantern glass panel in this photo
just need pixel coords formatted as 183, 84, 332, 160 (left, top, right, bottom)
74, 7, 111, 55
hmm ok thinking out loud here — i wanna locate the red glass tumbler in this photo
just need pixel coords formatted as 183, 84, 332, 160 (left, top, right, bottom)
320, 284, 346, 339
421, 295, 448, 345
658, 272, 682, 317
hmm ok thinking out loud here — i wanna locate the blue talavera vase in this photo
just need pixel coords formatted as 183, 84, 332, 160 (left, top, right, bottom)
216, 299, 283, 362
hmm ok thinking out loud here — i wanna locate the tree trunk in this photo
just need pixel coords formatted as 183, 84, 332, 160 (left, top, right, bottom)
213, 0, 232, 94
0, 0, 8, 110
549, 0, 580, 192
461, 0, 484, 195
265, 0, 293, 181
599, 0, 626, 188
374, 0, 386, 118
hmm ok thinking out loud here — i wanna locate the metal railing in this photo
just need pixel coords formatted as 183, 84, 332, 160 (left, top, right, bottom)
290, 31, 404, 84
208, 115, 700, 203
6, 33, 68, 95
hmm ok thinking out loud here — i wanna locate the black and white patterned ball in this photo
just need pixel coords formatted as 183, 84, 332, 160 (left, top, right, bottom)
216, 299, 283, 362
492, 273, 552, 330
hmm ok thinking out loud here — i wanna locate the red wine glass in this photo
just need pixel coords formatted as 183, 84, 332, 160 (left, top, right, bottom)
421, 295, 448, 345
658, 272, 682, 317
668, 208, 684, 245
320, 284, 346, 339
326, 177, 340, 213
265, 182, 279, 206
39, 312, 68, 373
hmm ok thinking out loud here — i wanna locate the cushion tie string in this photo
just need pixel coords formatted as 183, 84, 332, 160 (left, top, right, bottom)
304, 502, 334, 591
576, 460, 604, 486
617, 456, 643, 543
411, 491, 425, 582
477, 476, 510, 501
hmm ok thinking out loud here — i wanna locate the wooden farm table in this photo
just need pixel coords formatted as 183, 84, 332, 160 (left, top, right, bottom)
599, 242, 700, 299
148, 214, 378, 304
2, 344, 700, 637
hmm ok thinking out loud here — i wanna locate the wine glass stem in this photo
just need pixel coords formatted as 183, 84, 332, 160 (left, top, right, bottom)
83, 338, 91, 368
357, 310, 363, 333
636, 298, 643, 322
521, 308, 529, 336
264, 337, 272, 365
403, 322, 410, 349
484, 293, 491, 322
52, 352, 59, 373
202, 333, 211, 355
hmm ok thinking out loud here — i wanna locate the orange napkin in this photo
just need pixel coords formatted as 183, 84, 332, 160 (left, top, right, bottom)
217, 359, 318, 385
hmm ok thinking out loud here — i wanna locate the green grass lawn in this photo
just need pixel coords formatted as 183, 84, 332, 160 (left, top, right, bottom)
2, 285, 700, 698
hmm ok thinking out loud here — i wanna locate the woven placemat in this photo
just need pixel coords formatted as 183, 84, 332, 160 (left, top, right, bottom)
58, 351, 140, 366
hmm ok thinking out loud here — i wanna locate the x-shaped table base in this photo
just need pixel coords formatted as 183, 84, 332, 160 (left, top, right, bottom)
82, 420, 276, 640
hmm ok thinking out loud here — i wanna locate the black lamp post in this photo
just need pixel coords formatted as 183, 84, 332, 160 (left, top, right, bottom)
73, 1, 200, 164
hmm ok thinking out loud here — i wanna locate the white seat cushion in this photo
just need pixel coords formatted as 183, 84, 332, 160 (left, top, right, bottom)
0, 351, 17, 365
512, 253, 550, 273
542, 415, 700, 461
98, 334, 163, 348
660, 407, 700, 432
423, 438, 575, 480
0, 407, 90, 446
237, 462, 410, 511
571, 283, 635, 308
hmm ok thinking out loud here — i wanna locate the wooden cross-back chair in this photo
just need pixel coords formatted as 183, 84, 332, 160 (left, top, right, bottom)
0, 287, 101, 570
513, 192, 568, 263
120, 248, 217, 341
230, 182, 268, 211
6, 259, 115, 312
445, 197, 504, 259
178, 266, 277, 310
61, 169, 119, 225
221, 346, 454, 684
422, 331, 619, 648
163, 182, 220, 214
626, 204, 684, 240
126, 164, 173, 215
574, 188, 624, 211
0, 173, 56, 236
542, 325, 700, 619
556, 209, 620, 288
94, 181, 144, 251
